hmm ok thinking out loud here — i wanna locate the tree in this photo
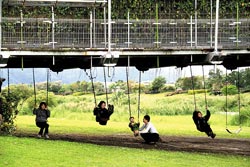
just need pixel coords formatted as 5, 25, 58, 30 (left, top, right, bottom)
207, 68, 225, 91
150, 76, 166, 93
0, 92, 20, 134
176, 76, 203, 90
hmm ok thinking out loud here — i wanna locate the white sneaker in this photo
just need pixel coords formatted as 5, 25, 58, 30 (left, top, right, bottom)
37, 134, 42, 138
45, 134, 49, 139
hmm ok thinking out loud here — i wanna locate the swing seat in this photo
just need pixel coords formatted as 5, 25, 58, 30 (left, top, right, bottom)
226, 128, 242, 134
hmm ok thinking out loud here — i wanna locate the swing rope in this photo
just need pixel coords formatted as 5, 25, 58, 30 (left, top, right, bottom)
85, 56, 97, 107
103, 67, 109, 106
225, 68, 242, 134
32, 68, 37, 106
126, 66, 132, 118
89, 69, 97, 107
46, 68, 49, 105
202, 65, 208, 109
190, 65, 197, 111
7, 68, 10, 97
137, 71, 141, 121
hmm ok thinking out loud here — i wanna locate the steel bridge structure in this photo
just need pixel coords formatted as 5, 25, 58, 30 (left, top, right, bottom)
0, 0, 250, 72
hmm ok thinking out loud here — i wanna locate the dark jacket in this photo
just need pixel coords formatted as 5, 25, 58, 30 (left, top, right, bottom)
93, 105, 114, 125
192, 110, 210, 131
33, 108, 50, 122
128, 122, 140, 131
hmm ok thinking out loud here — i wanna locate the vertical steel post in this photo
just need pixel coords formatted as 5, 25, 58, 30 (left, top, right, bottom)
125, 10, 132, 48
108, 0, 111, 52
195, 0, 197, 48
214, 0, 219, 52
236, 2, 239, 48
51, 6, 55, 50
0, 0, 2, 51
190, 16, 193, 47
103, 6, 107, 48
210, 0, 213, 48
127, 11, 130, 48
90, 11, 93, 48
155, 2, 159, 48
93, 7, 96, 47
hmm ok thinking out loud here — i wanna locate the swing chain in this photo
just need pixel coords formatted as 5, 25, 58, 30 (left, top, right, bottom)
126, 66, 132, 118
190, 66, 197, 111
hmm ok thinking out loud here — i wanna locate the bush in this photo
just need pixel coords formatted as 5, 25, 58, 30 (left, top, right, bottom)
187, 89, 208, 95
221, 85, 238, 95
0, 96, 18, 134
230, 108, 250, 126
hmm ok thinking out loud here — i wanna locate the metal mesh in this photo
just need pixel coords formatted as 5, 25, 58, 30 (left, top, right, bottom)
1, 15, 250, 50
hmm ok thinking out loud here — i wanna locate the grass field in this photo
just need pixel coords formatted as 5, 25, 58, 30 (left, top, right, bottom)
1, 136, 250, 167
15, 114, 250, 139
1, 92, 250, 167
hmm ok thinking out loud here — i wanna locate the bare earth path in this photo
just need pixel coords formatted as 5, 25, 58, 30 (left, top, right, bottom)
14, 132, 250, 156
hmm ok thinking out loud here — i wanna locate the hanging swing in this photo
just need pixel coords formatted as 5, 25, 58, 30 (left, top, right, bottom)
88, 57, 114, 126
32, 68, 49, 107
191, 65, 216, 139
225, 68, 242, 134
127, 57, 141, 135
190, 65, 209, 111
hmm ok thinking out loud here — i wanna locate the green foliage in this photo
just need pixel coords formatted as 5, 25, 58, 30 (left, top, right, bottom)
187, 89, 208, 95
221, 85, 238, 95
161, 85, 176, 92
0, 96, 18, 134
176, 76, 203, 90
3, 0, 250, 19
150, 76, 166, 93
207, 68, 225, 91
20, 91, 57, 115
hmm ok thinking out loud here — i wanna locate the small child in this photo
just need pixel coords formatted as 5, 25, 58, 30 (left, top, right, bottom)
128, 117, 140, 137
192, 110, 216, 139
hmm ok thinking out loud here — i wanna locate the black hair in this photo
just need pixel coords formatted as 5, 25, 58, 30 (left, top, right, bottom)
144, 115, 150, 122
129, 116, 134, 120
98, 101, 106, 108
39, 102, 47, 109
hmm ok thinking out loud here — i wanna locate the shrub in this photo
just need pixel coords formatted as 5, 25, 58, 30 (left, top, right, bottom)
221, 85, 238, 95
0, 96, 18, 134
187, 89, 208, 95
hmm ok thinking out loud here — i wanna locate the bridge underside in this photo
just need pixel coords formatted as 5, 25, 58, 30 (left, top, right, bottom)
1, 48, 250, 72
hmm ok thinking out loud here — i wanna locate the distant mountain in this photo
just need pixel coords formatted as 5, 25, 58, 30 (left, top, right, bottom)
0, 66, 216, 86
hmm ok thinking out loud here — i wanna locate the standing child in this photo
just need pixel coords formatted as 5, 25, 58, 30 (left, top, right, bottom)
128, 116, 140, 136
192, 110, 216, 139
33, 102, 50, 139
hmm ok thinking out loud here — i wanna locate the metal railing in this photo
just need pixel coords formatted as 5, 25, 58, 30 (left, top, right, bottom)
1, 17, 249, 50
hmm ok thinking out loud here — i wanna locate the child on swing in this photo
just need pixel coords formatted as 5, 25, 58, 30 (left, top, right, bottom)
192, 109, 216, 139
128, 116, 140, 136
93, 101, 114, 125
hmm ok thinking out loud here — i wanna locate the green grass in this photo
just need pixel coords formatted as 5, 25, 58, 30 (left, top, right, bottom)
2, 93, 250, 166
0, 136, 249, 167
15, 114, 250, 138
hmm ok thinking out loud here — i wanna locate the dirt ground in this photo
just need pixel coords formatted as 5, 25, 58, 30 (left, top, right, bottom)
13, 132, 250, 156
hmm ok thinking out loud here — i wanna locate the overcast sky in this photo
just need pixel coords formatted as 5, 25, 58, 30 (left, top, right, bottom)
0, 65, 232, 86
